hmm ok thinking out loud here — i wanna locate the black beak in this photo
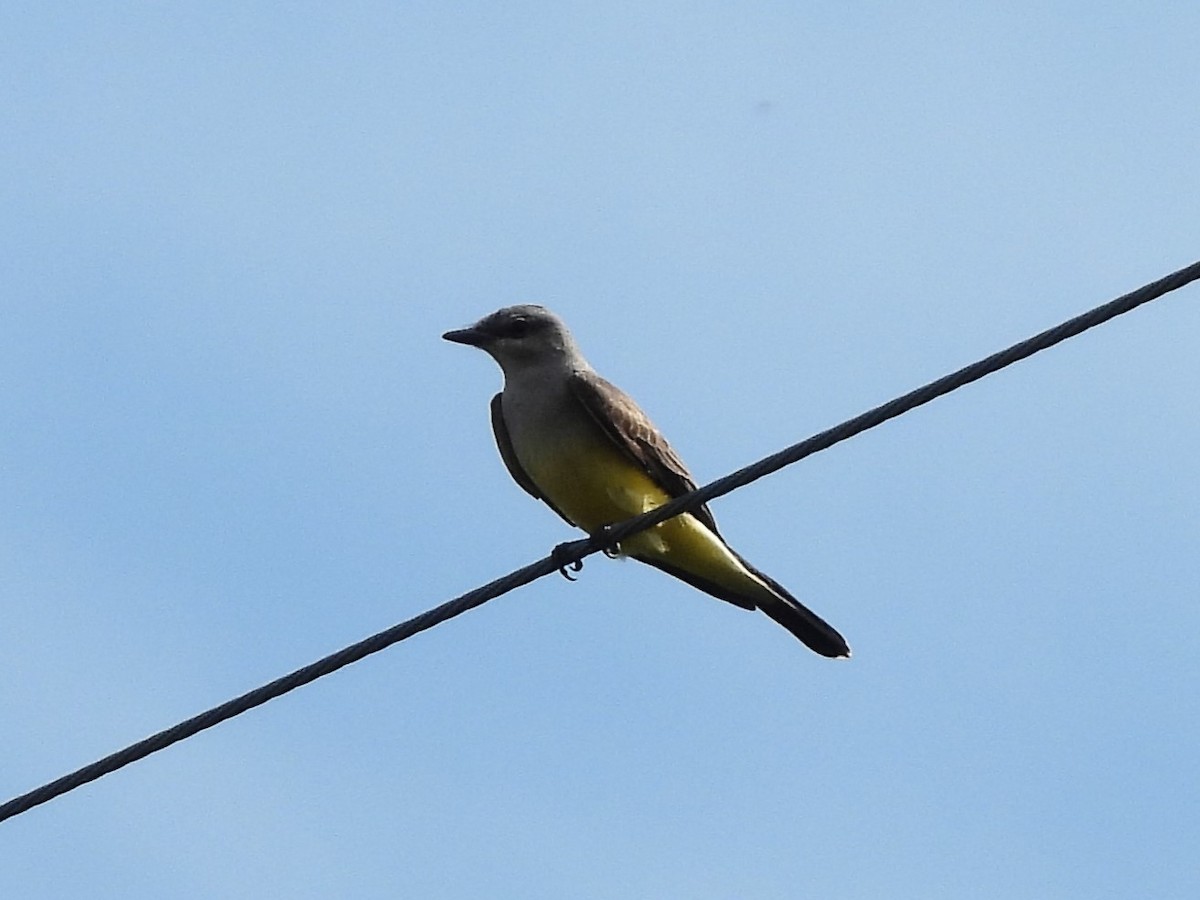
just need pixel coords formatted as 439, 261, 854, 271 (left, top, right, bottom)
442, 326, 487, 346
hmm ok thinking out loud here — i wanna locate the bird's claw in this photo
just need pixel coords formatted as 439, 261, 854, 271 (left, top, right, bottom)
597, 524, 622, 559
551, 528, 622, 580
551, 541, 586, 581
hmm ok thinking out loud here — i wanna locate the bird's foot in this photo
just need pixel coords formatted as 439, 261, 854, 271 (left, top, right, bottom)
597, 524, 622, 559
552, 528, 623, 580
551, 540, 587, 581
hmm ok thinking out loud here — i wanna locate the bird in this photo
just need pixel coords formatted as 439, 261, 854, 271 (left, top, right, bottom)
443, 305, 850, 657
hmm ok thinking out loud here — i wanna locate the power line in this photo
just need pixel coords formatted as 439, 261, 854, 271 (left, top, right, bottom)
3, 258, 1198, 825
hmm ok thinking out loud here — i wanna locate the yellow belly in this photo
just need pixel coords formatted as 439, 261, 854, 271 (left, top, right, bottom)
520, 435, 770, 601
522, 433, 665, 532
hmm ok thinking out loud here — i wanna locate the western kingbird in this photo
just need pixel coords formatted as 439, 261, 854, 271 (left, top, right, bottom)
444, 305, 850, 657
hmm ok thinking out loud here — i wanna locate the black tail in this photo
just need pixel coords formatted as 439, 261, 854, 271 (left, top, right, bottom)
742, 558, 851, 658
635, 553, 851, 658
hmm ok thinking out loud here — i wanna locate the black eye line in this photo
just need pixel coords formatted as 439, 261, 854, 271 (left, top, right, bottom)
499, 316, 537, 338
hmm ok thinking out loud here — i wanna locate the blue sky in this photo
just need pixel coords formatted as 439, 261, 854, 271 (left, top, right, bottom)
2, 3, 1198, 898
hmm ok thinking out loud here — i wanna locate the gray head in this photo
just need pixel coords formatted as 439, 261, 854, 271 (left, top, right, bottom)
443, 305, 584, 373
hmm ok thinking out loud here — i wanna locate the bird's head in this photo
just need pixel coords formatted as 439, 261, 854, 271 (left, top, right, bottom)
443, 305, 580, 373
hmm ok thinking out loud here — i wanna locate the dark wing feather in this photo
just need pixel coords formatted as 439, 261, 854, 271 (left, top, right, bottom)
488, 393, 575, 527
568, 370, 722, 537
568, 375, 851, 658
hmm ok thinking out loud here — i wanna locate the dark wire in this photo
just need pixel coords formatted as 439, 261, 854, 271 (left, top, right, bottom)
3, 258, 1197, 825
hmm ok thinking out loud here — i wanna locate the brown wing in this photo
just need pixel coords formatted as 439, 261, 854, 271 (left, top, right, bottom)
489, 393, 576, 527
568, 370, 723, 537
